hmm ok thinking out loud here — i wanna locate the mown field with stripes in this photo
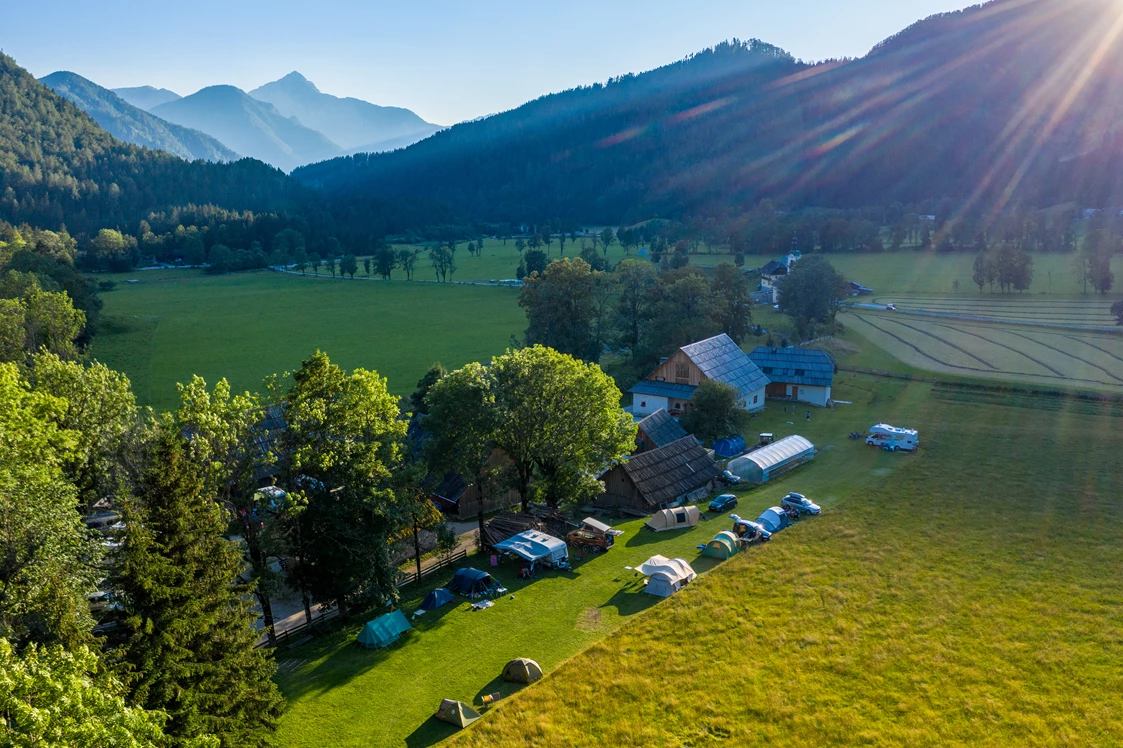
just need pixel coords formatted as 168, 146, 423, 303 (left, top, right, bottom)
871, 295, 1118, 329
843, 309, 1123, 393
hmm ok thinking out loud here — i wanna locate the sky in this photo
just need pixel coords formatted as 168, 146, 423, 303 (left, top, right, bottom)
2, 1, 975, 125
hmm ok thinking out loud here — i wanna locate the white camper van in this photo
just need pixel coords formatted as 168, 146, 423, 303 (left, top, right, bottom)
866, 423, 918, 452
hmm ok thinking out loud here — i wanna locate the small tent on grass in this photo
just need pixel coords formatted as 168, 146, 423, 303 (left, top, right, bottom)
447, 568, 497, 597
493, 530, 569, 567
356, 610, 412, 649
702, 530, 741, 560
645, 505, 700, 532
638, 555, 697, 597
501, 658, 544, 684
756, 507, 792, 534
420, 587, 455, 612
435, 699, 481, 729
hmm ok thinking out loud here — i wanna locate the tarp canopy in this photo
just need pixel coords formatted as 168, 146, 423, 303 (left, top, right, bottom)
756, 507, 791, 533
645, 505, 700, 532
447, 568, 496, 596
581, 517, 624, 536
420, 587, 455, 612
493, 530, 568, 566
501, 658, 544, 684
702, 531, 741, 560
356, 610, 412, 649
435, 699, 481, 729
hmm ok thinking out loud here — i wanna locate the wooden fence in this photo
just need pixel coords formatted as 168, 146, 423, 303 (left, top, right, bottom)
396, 549, 467, 589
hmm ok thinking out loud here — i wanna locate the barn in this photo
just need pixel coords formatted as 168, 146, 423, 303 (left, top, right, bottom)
635, 408, 689, 453
727, 435, 815, 484
629, 334, 770, 417
749, 347, 835, 407
595, 436, 722, 513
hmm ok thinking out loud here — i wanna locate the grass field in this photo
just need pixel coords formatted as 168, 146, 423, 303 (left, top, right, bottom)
446, 378, 1123, 747
272, 371, 1072, 746
872, 294, 1120, 328
842, 310, 1123, 393
90, 270, 524, 410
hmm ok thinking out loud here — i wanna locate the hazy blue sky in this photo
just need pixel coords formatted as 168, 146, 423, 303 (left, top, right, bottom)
2, 1, 973, 124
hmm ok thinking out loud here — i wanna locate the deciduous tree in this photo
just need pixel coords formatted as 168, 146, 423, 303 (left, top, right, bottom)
680, 379, 744, 442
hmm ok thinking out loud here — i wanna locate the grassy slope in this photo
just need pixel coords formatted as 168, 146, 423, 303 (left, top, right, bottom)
274, 372, 1097, 746
90, 270, 524, 410
451, 378, 1123, 747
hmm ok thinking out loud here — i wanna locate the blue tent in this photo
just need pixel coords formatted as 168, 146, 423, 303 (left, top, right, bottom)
756, 507, 792, 534
447, 568, 496, 597
420, 587, 455, 612
712, 435, 747, 459
356, 610, 412, 649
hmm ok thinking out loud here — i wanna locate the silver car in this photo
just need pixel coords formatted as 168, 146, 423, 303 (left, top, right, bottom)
781, 492, 821, 516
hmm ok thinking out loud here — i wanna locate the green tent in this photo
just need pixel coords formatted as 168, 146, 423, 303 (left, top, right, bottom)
435, 699, 481, 728
702, 531, 740, 560
356, 610, 412, 649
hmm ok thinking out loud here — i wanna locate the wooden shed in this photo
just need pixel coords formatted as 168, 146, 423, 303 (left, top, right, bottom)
595, 436, 722, 513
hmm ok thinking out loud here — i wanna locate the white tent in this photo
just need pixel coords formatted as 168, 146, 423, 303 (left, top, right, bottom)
493, 530, 569, 567
645, 506, 700, 532
637, 554, 697, 597
581, 517, 624, 536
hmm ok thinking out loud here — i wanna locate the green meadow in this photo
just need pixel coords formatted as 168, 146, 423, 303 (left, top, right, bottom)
90, 270, 524, 410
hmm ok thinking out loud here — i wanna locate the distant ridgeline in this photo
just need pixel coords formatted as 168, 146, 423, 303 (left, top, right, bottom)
295, 0, 1123, 226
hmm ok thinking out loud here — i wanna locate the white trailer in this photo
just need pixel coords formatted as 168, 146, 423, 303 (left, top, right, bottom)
866, 423, 918, 452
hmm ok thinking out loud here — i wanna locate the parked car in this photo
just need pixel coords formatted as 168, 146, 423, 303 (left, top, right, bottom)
781, 492, 821, 516
566, 527, 614, 553
886, 303, 897, 311
709, 494, 738, 513
730, 514, 772, 543
718, 470, 742, 486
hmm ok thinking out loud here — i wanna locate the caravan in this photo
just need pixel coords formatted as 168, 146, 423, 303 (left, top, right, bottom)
866, 424, 919, 452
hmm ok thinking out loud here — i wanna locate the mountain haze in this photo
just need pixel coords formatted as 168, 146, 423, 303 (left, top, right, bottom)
113, 84, 181, 110
0, 53, 309, 233
249, 72, 440, 153
40, 71, 239, 162
152, 85, 342, 172
294, 0, 1123, 223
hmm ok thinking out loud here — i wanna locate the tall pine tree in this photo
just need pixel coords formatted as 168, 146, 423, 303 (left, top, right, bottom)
115, 424, 283, 747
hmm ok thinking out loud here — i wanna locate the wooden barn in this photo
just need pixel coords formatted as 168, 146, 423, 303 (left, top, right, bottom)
629, 334, 770, 417
595, 436, 722, 514
749, 346, 836, 407
635, 408, 690, 453
429, 450, 521, 518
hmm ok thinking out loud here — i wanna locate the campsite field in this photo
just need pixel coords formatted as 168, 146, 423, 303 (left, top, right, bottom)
448, 377, 1123, 747
89, 270, 524, 410
841, 310, 1123, 394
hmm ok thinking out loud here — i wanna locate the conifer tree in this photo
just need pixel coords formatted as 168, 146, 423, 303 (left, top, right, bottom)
115, 425, 283, 747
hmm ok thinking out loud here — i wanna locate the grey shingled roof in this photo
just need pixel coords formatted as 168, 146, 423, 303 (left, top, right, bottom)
680, 334, 771, 399
636, 409, 688, 449
749, 346, 835, 388
628, 381, 698, 399
761, 260, 788, 276
622, 436, 722, 507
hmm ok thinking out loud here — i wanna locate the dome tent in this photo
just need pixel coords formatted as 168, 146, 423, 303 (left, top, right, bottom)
420, 587, 455, 612
645, 505, 700, 532
501, 658, 544, 684
638, 555, 697, 597
702, 530, 741, 560
447, 568, 497, 597
435, 699, 481, 729
756, 507, 792, 534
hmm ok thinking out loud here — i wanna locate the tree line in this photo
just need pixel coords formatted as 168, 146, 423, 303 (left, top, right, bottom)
0, 340, 636, 745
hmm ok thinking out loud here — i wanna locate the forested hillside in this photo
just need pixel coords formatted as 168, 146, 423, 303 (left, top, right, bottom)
294, 0, 1123, 224
40, 71, 239, 162
0, 54, 311, 234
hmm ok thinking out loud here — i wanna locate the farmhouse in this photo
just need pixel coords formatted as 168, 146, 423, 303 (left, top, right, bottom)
595, 436, 723, 513
727, 434, 815, 484
748, 347, 835, 406
760, 259, 789, 303
635, 408, 689, 452
629, 334, 770, 417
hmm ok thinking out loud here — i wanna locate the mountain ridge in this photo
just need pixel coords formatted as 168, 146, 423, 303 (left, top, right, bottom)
40, 71, 238, 162
249, 72, 440, 153
113, 84, 181, 110
152, 85, 342, 172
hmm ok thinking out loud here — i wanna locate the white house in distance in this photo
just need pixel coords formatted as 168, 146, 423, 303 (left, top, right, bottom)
629, 334, 770, 417
748, 346, 835, 407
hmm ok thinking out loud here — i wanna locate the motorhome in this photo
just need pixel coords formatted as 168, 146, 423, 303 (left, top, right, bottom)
866, 423, 919, 452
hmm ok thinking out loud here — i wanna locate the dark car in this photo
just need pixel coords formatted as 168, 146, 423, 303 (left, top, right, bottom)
709, 494, 738, 513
